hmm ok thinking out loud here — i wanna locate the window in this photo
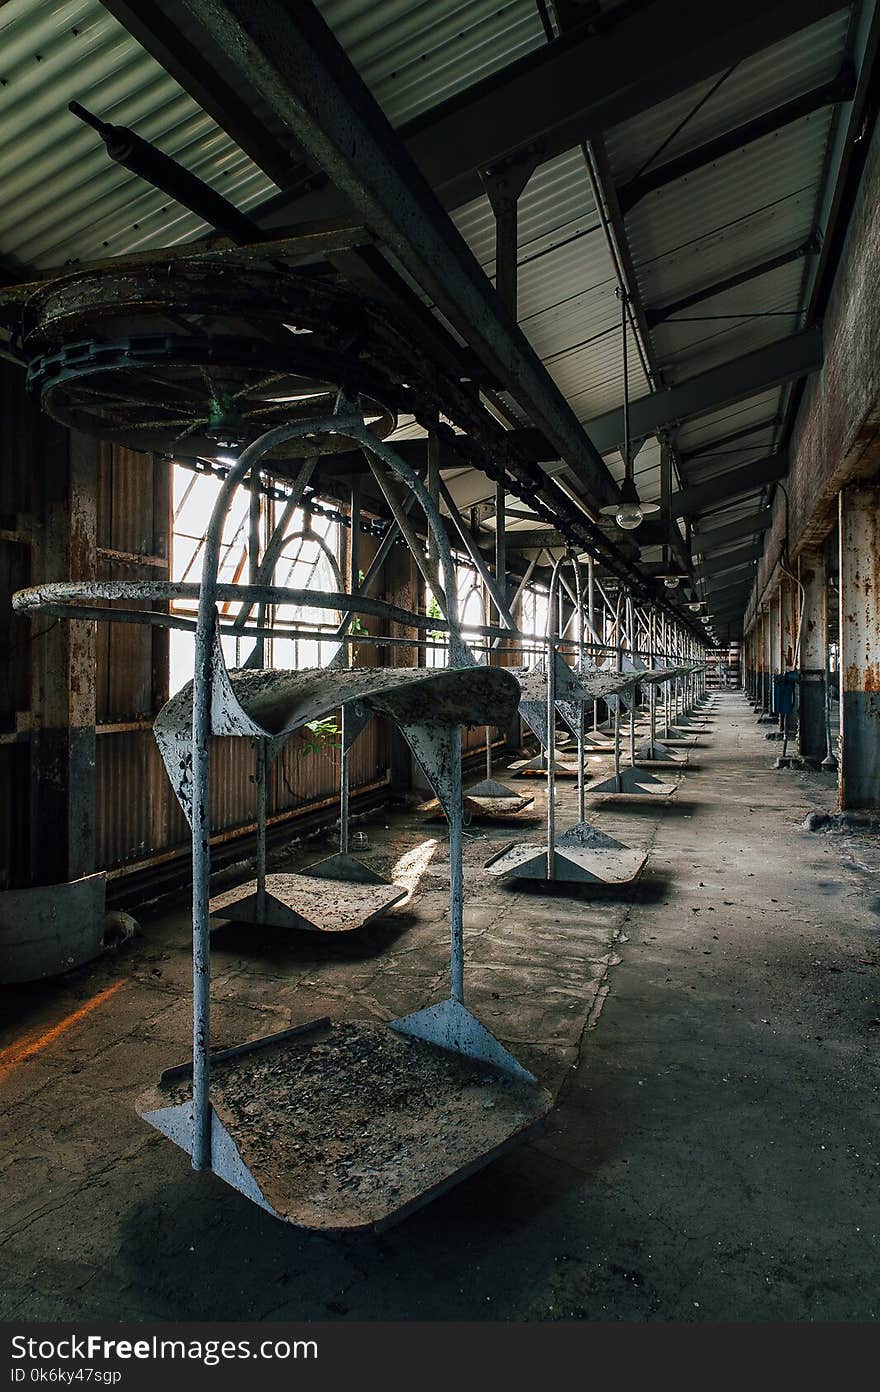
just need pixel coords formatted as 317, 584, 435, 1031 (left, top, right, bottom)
169, 465, 342, 693
424, 563, 485, 668
519, 584, 550, 664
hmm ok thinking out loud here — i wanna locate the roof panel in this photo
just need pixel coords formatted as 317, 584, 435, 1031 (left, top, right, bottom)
626, 111, 834, 282
0, 0, 277, 269
604, 8, 852, 184
673, 389, 785, 452
317, 0, 546, 128
649, 260, 807, 375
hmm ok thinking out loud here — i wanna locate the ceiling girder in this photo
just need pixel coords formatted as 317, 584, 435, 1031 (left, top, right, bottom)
618, 66, 856, 215
693, 509, 773, 552
672, 454, 787, 518
585, 329, 823, 455
645, 242, 818, 327
255, 0, 847, 216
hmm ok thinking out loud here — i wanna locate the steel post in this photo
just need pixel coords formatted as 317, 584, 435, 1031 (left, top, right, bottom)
797, 549, 828, 762
838, 485, 880, 809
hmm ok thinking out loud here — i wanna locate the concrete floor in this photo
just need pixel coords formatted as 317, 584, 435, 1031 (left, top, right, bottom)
2, 691, 879, 1321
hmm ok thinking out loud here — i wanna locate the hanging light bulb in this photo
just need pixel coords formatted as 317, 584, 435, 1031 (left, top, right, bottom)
599, 289, 658, 533
612, 474, 645, 530
688, 600, 702, 612
657, 547, 685, 591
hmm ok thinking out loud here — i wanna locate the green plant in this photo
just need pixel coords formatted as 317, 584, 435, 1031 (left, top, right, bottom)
350, 570, 371, 640
426, 593, 444, 642
300, 718, 341, 757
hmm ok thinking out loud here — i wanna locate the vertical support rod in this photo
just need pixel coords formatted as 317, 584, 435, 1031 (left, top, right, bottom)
340, 481, 360, 855
449, 726, 465, 1002
189, 412, 362, 1172
255, 738, 267, 919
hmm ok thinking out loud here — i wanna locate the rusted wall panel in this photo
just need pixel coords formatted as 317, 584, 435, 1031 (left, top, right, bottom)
96, 443, 168, 723
748, 120, 880, 625
96, 716, 389, 870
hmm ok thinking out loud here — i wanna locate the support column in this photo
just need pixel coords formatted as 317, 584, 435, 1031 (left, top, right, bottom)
781, 577, 796, 671
28, 426, 98, 884
768, 589, 782, 721
759, 605, 772, 716
838, 484, 880, 809
798, 549, 828, 763
385, 543, 420, 796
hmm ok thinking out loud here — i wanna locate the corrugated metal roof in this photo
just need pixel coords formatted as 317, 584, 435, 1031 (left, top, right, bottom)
625, 111, 832, 301
317, 0, 546, 128
673, 389, 783, 456
605, 9, 851, 183
649, 259, 808, 377
600, 5, 852, 546
453, 148, 651, 431
0, 0, 277, 269
0, 0, 859, 584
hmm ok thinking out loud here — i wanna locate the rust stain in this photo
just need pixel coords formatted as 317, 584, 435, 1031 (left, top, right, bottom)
0, 980, 124, 1083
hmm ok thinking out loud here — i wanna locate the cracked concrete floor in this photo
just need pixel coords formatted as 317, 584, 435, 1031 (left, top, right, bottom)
1, 692, 879, 1320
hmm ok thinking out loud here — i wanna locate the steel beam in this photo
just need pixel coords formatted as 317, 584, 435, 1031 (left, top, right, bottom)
101, 0, 301, 188
584, 329, 823, 454
700, 542, 764, 580
693, 509, 773, 553
257, 0, 846, 215
178, 0, 619, 511
678, 418, 780, 463
645, 242, 818, 327
671, 454, 788, 518
619, 68, 855, 214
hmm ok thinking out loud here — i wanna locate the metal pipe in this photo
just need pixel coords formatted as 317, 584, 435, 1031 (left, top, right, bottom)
435, 475, 516, 632
340, 482, 360, 855
255, 738, 267, 919
572, 559, 586, 824
367, 456, 447, 610
69, 100, 262, 244
449, 727, 465, 1003
545, 554, 568, 881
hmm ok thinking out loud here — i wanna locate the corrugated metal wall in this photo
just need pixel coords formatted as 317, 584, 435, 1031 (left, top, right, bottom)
95, 719, 388, 873
0, 356, 396, 885
92, 448, 393, 875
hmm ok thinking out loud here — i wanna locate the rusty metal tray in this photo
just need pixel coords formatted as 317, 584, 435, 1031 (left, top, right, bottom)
210, 872, 407, 933
139, 1020, 552, 1232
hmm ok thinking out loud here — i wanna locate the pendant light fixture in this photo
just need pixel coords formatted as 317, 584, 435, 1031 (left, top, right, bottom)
657, 544, 686, 590
600, 289, 659, 533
